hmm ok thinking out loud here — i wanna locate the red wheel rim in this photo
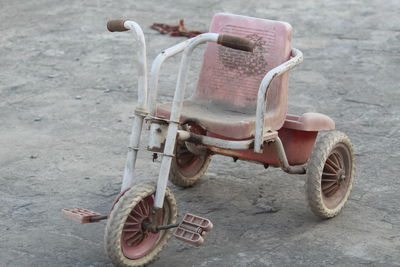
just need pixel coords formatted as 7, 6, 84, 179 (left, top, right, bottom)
175, 142, 205, 174
175, 122, 207, 177
321, 143, 352, 209
120, 195, 162, 260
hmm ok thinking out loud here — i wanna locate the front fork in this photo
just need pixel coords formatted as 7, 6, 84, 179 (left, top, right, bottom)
121, 33, 219, 214
153, 120, 181, 208
122, 114, 179, 204
120, 109, 147, 192
120, 115, 178, 229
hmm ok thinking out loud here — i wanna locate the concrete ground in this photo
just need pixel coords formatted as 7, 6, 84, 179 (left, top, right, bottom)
1, 0, 399, 266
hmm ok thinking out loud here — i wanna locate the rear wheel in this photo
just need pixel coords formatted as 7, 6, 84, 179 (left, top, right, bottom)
169, 122, 211, 188
306, 131, 355, 219
104, 182, 177, 267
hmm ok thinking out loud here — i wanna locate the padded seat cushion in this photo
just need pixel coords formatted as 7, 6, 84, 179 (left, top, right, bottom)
156, 100, 256, 139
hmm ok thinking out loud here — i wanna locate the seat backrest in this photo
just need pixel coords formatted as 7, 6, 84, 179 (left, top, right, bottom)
194, 13, 292, 130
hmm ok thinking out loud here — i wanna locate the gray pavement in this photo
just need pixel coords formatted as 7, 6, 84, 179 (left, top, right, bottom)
1, 0, 399, 266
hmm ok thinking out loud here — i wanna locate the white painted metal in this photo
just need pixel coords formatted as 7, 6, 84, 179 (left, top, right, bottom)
177, 130, 253, 150
177, 130, 190, 140
154, 33, 219, 208
148, 122, 168, 150
148, 39, 192, 115
123, 20, 148, 110
254, 48, 303, 153
120, 21, 149, 192
121, 116, 145, 191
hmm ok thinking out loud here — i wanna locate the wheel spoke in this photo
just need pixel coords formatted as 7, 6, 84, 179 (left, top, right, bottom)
123, 231, 141, 241
142, 199, 149, 216
147, 199, 153, 217
137, 200, 147, 217
326, 157, 340, 170
322, 172, 337, 177
324, 162, 337, 174
332, 153, 342, 168
322, 178, 337, 182
128, 214, 140, 223
124, 222, 140, 226
322, 181, 337, 191
127, 232, 144, 246
324, 183, 339, 195
330, 152, 338, 164
143, 200, 150, 216
141, 200, 149, 216
132, 206, 145, 218
123, 227, 141, 232
123, 223, 141, 231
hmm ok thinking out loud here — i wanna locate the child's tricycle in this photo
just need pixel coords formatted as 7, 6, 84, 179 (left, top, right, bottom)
62, 13, 355, 266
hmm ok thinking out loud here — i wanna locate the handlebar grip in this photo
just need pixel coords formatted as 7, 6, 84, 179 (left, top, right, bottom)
107, 19, 129, 32
217, 34, 255, 52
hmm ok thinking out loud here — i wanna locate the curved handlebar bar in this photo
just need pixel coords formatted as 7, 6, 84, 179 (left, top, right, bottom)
217, 34, 255, 52
107, 20, 255, 53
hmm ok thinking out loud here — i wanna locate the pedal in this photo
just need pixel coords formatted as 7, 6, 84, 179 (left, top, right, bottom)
61, 208, 104, 223
173, 213, 213, 246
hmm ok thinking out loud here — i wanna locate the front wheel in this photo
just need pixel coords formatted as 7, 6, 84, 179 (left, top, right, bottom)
306, 131, 355, 219
104, 182, 177, 267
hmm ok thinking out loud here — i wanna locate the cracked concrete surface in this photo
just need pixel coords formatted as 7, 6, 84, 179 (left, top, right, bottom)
1, 0, 399, 266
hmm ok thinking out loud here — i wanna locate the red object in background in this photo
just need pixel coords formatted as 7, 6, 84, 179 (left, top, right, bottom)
150, 19, 204, 38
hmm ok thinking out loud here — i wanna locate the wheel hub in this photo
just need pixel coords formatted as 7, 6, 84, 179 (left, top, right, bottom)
338, 169, 346, 181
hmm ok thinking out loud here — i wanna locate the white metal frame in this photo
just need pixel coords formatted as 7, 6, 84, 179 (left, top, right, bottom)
117, 20, 304, 209
153, 33, 219, 208
254, 48, 303, 153
120, 21, 148, 191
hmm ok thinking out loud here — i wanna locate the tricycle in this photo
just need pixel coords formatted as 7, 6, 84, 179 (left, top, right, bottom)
62, 13, 355, 266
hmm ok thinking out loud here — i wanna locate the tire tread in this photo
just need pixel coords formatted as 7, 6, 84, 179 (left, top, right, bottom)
306, 130, 356, 219
104, 182, 177, 267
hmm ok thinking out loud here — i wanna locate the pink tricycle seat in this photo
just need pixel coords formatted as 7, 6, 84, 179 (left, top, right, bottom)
157, 100, 257, 139
156, 13, 293, 139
